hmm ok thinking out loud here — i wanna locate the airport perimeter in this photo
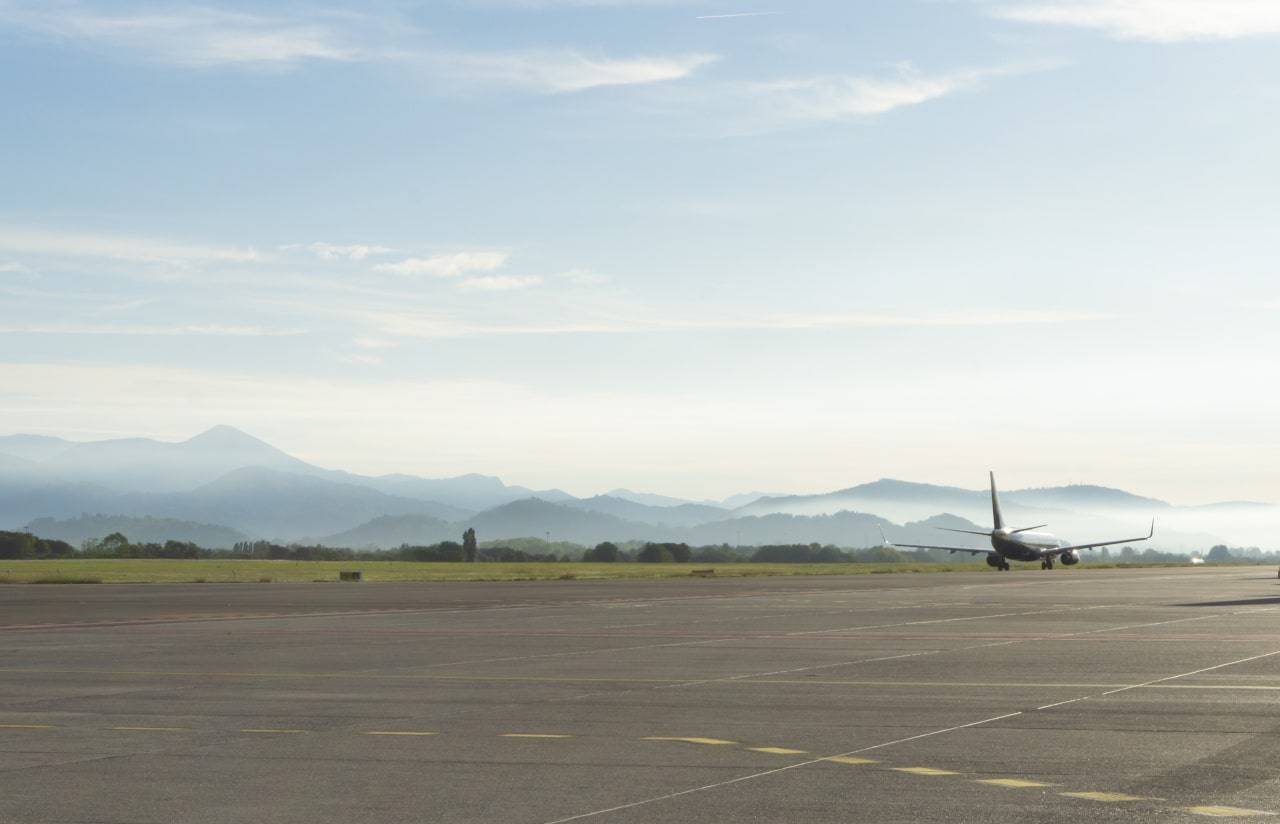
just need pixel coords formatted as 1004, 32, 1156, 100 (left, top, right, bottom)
2, 567, 1278, 822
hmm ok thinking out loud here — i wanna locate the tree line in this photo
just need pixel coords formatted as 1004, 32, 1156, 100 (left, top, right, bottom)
3, 529, 1276, 565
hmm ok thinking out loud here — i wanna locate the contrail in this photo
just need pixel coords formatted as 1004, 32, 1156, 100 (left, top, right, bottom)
695, 11, 784, 19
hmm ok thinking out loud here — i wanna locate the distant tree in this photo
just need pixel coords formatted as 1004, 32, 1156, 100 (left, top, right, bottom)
463, 528, 478, 563
636, 543, 690, 563
636, 543, 675, 563
849, 546, 904, 564
690, 545, 742, 563
751, 544, 855, 563
1206, 545, 1234, 563
101, 532, 130, 553
583, 542, 621, 562
0, 531, 36, 559
1120, 546, 1137, 562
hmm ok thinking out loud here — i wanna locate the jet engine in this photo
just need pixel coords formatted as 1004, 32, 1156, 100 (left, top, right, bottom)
1059, 549, 1081, 566
986, 554, 1003, 568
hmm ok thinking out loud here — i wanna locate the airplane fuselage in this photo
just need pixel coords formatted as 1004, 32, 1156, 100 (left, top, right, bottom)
991, 529, 1067, 562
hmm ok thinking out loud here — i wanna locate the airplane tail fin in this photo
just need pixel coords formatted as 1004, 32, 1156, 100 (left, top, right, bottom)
990, 471, 1005, 531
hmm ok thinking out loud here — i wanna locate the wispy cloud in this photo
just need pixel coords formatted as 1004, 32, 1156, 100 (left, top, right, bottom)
560, 268, 610, 286
443, 51, 718, 93
456, 274, 543, 292
0, 261, 34, 276
373, 252, 509, 278
695, 11, 783, 19
352, 336, 397, 350
287, 242, 394, 261
989, 0, 1280, 42
0, 3, 718, 92
339, 353, 383, 366
360, 307, 1117, 339
0, 4, 372, 67
0, 226, 261, 266
744, 62, 1037, 124
0, 323, 300, 336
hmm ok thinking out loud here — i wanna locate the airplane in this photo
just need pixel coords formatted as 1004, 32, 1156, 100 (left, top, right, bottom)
882, 472, 1155, 571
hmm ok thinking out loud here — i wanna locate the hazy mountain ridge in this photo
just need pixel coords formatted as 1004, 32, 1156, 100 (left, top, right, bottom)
26, 515, 248, 548
565, 495, 729, 527
314, 514, 459, 549
0, 426, 573, 515
2, 426, 1272, 549
313, 501, 995, 550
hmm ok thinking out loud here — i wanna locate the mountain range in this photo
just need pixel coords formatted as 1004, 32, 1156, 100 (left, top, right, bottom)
2, 426, 1270, 550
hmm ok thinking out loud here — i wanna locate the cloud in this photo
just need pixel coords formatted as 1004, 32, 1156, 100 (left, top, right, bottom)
0, 261, 34, 276
560, 268, 610, 285
444, 51, 718, 93
0, 4, 371, 67
989, 0, 1280, 42
0, 323, 300, 336
352, 336, 397, 350
744, 63, 1032, 124
0, 226, 261, 266
359, 307, 1117, 339
339, 353, 383, 366
695, 11, 784, 19
0, 4, 717, 92
456, 275, 543, 292
290, 242, 394, 261
373, 252, 509, 278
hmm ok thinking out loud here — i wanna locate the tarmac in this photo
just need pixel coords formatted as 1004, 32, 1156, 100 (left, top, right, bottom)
1, 566, 1278, 823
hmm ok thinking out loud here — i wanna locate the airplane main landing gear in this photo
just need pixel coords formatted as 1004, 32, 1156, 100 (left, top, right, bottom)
1040, 558, 1055, 570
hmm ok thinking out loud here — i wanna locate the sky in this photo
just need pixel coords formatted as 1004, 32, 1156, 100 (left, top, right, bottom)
2, 0, 1279, 503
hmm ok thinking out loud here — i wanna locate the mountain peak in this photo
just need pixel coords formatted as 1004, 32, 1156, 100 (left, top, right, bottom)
184, 425, 268, 447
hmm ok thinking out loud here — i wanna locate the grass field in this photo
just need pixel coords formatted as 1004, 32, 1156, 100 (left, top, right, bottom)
0, 558, 1218, 584
0, 559, 1007, 583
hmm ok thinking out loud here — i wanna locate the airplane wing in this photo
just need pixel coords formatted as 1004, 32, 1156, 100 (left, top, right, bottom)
1042, 520, 1155, 557
888, 542, 997, 556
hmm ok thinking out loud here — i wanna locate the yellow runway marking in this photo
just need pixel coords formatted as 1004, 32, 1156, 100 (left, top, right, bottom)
748, 747, 807, 755
1060, 791, 1148, 802
893, 767, 959, 776
0, 723, 53, 729
240, 728, 306, 734
642, 737, 737, 746
365, 731, 439, 737
977, 778, 1054, 788
1183, 806, 1275, 818
111, 726, 190, 732
502, 733, 573, 739
823, 756, 878, 765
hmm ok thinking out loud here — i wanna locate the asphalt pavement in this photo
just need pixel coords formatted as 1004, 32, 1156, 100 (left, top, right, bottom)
1, 567, 1278, 823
